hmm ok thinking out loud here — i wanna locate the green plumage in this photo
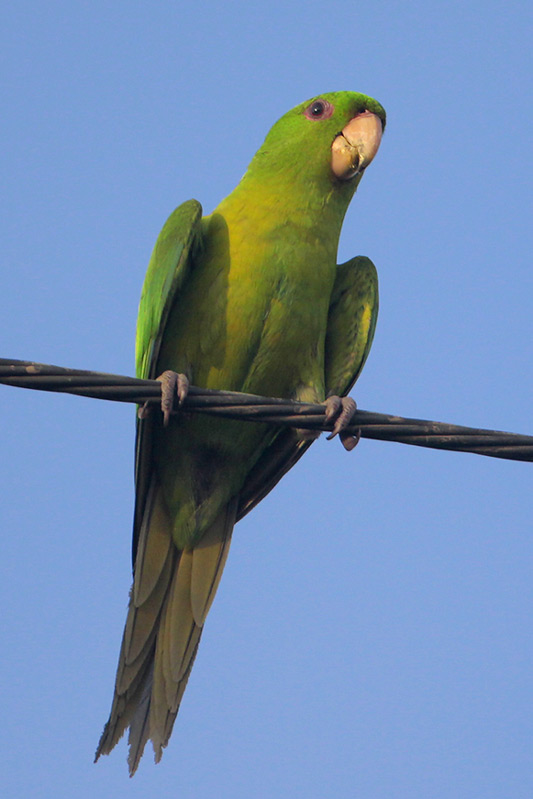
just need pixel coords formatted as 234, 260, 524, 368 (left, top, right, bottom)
96, 90, 385, 774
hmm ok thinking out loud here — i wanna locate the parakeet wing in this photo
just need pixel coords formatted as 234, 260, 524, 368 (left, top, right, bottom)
135, 199, 203, 382
132, 200, 203, 559
324, 256, 378, 396
237, 255, 378, 520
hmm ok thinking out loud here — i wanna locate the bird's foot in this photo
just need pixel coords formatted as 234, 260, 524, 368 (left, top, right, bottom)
138, 370, 190, 425
157, 370, 190, 426
324, 395, 360, 451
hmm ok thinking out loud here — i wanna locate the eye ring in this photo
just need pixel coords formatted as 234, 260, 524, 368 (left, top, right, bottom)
304, 99, 335, 121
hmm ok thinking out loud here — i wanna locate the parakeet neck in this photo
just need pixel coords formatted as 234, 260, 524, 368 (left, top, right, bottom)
214, 164, 361, 253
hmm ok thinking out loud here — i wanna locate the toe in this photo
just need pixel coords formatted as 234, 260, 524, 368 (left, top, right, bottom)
176, 373, 190, 406
156, 370, 179, 426
324, 395, 342, 424
326, 396, 357, 439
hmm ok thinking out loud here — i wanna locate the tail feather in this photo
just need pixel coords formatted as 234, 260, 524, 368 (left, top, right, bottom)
133, 478, 173, 607
96, 641, 154, 760
124, 540, 173, 665
126, 664, 153, 776
191, 497, 237, 624
166, 550, 196, 683
96, 481, 238, 776
117, 621, 157, 695
151, 630, 202, 763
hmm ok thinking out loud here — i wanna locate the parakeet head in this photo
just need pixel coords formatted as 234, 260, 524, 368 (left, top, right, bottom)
249, 91, 386, 195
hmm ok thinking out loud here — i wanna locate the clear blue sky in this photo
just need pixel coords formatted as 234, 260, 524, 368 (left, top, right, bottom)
1, 2, 532, 797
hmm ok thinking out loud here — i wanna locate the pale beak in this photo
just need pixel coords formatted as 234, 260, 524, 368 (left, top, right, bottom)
331, 110, 383, 180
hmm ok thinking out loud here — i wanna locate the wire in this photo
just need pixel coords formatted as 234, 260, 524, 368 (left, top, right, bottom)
1, 358, 531, 462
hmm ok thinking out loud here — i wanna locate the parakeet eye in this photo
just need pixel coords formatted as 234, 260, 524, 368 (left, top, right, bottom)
304, 99, 334, 120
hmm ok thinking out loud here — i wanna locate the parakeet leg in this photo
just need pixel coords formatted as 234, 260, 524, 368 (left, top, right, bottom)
157, 370, 190, 426
324, 395, 360, 450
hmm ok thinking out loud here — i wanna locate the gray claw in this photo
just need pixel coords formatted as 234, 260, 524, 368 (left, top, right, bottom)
137, 402, 151, 420
340, 428, 361, 451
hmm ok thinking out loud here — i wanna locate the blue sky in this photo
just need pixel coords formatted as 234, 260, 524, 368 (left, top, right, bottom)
1, 1, 532, 797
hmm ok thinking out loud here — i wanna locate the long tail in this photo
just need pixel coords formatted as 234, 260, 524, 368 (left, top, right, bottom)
95, 477, 237, 775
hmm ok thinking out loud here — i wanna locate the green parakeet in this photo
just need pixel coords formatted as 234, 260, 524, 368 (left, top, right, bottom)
95, 90, 385, 774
